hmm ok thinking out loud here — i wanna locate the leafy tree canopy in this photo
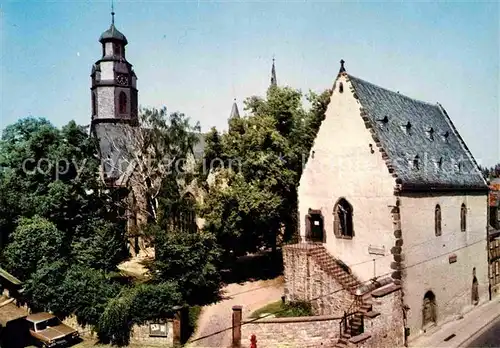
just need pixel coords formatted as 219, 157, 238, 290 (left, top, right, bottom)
200, 86, 331, 259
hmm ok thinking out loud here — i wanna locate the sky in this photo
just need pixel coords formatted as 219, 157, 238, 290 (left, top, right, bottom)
0, 0, 499, 166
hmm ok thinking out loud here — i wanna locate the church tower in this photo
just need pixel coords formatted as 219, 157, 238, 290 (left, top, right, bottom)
91, 10, 138, 128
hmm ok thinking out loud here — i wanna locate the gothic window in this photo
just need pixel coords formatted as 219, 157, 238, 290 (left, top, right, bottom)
435, 205, 442, 236
119, 92, 127, 114
334, 198, 354, 238
339, 82, 344, 93
114, 44, 121, 56
92, 91, 97, 116
461, 203, 467, 232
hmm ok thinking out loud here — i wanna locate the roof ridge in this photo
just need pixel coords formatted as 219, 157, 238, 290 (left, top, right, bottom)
347, 74, 439, 108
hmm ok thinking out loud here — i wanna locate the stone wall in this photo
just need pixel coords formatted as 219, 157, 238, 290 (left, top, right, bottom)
357, 284, 405, 348
283, 244, 353, 315
63, 316, 174, 346
237, 284, 405, 348
240, 315, 341, 348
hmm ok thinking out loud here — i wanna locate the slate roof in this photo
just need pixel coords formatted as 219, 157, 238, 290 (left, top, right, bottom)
230, 101, 240, 119
348, 74, 487, 192
93, 123, 134, 182
93, 123, 206, 183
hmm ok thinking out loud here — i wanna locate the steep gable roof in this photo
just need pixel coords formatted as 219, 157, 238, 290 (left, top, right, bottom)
347, 74, 487, 192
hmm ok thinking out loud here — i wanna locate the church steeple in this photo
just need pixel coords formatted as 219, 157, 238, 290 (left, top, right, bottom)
91, 5, 138, 127
230, 98, 240, 119
111, 0, 115, 26
270, 57, 277, 88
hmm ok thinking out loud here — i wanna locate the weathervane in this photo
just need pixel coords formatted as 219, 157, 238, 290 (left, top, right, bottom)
111, 0, 115, 25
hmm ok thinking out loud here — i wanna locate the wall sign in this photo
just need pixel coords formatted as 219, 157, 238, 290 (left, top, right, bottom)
149, 321, 169, 337
368, 245, 385, 256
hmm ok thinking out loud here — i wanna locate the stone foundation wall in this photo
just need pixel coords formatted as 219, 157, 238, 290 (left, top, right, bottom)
240, 315, 341, 348
63, 316, 174, 346
354, 285, 405, 348
283, 244, 353, 315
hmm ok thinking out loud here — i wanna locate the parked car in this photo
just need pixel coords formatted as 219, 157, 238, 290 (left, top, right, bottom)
25, 312, 79, 347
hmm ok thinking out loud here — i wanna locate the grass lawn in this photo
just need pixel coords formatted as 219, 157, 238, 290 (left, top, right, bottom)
249, 300, 312, 319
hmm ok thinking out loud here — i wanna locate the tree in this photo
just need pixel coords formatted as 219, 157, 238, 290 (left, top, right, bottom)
104, 108, 201, 225
200, 86, 331, 258
4, 216, 65, 279
149, 225, 222, 306
0, 117, 127, 338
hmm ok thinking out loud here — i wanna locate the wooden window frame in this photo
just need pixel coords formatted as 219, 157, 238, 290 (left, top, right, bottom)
305, 209, 325, 243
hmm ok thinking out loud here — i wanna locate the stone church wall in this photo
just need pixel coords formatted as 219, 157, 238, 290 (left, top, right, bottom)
400, 193, 488, 340
297, 74, 397, 283
96, 86, 115, 120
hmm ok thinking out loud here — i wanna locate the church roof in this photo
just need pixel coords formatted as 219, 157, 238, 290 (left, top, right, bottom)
99, 24, 128, 45
229, 100, 240, 119
93, 123, 134, 181
347, 74, 487, 192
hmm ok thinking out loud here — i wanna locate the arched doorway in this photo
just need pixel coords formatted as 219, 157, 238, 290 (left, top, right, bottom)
422, 291, 437, 329
472, 267, 479, 305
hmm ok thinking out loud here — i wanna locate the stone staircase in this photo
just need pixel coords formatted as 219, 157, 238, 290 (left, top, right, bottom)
303, 244, 375, 348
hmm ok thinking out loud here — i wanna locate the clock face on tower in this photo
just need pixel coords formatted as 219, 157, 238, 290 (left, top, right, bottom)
116, 74, 128, 86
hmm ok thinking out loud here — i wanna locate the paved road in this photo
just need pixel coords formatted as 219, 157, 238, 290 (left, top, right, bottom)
188, 277, 284, 348
466, 317, 500, 348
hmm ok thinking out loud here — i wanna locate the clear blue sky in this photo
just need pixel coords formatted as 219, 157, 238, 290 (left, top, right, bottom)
1, 1, 498, 165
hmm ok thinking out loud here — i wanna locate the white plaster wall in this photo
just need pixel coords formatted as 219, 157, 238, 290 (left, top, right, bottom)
96, 87, 115, 120
298, 74, 397, 282
401, 193, 488, 336
100, 61, 114, 80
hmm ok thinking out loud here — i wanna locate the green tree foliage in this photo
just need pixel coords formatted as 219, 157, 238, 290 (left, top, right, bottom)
0, 118, 126, 270
0, 117, 126, 339
97, 282, 182, 345
4, 216, 65, 279
150, 228, 222, 305
200, 87, 331, 258
0, 112, 219, 346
